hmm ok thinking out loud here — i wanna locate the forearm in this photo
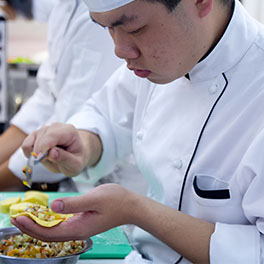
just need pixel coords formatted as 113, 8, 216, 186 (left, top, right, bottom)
78, 130, 103, 168
0, 160, 24, 190
128, 193, 215, 263
0, 125, 27, 164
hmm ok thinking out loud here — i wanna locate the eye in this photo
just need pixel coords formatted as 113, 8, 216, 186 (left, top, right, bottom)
128, 26, 144, 34
108, 27, 114, 34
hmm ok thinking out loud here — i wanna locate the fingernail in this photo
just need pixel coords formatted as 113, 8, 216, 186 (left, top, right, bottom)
51, 149, 59, 160
52, 200, 64, 212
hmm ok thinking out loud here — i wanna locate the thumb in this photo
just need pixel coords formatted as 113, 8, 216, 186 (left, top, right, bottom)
50, 194, 96, 214
47, 147, 85, 177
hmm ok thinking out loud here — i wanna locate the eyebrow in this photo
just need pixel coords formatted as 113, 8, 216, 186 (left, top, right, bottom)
90, 14, 138, 28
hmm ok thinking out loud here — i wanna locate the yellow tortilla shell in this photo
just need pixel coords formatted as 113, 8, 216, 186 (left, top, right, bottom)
9, 202, 42, 216
11, 211, 73, 227
23, 191, 49, 207
0, 197, 21, 214
24, 191, 49, 199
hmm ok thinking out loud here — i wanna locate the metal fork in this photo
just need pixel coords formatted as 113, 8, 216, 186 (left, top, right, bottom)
22, 151, 48, 188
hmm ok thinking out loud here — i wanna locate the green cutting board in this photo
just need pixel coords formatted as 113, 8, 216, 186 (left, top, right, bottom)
0, 192, 132, 259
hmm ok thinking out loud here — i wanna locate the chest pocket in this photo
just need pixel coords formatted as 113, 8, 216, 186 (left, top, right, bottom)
192, 175, 231, 207
193, 175, 230, 199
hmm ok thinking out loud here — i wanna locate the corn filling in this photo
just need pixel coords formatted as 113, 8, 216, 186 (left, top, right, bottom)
0, 233, 84, 258
24, 204, 64, 221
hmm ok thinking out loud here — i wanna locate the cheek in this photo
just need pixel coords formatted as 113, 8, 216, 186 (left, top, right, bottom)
144, 31, 180, 67
150, 43, 178, 70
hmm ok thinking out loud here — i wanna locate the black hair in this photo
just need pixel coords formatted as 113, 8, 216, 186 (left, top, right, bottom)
144, 0, 181, 12
145, 0, 233, 12
7, 0, 33, 19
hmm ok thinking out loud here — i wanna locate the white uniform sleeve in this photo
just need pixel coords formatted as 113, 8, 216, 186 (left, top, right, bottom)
67, 65, 139, 180
210, 129, 264, 264
210, 223, 260, 264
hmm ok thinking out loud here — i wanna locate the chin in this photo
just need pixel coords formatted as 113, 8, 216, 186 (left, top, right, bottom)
147, 75, 178, 85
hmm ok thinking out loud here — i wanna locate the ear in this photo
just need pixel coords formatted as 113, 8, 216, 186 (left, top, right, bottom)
195, 0, 213, 18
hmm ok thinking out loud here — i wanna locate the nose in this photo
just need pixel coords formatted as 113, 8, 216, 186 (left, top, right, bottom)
110, 30, 140, 60
114, 43, 140, 60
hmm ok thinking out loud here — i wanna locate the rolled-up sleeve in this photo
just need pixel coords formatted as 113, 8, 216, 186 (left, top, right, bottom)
210, 129, 264, 264
210, 223, 260, 264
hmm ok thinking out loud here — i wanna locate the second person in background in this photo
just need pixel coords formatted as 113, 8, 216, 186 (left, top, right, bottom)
0, 0, 123, 191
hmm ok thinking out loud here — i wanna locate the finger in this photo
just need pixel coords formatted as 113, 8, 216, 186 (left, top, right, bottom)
32, 126, 58, 154
11, 216, 59, 241
22, 132, 37, 157
42, 147, 84, 176
51, 193, 97, 214
34, 146, 83, 176
34, 124, 80, 154
11, 215, 85, 242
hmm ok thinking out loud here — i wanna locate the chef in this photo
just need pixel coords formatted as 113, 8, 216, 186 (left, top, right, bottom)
12, 0, 264, 263
0, 0, 56, 21
0, 0, 123, 190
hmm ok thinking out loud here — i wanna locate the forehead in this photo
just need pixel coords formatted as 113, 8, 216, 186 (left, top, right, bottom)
90, 1, 163, 28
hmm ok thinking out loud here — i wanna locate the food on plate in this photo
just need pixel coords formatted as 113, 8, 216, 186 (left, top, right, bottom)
11, 204, 73, 227
0, 233, 84, 258
23, 191, 49, 207
0, 197, 21, 214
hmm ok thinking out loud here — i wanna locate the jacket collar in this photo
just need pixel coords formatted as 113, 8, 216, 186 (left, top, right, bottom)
189, 0, 258, 82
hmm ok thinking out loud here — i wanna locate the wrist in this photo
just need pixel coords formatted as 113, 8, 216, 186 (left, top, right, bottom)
79, 130, 103, 168
122, 190, 151, 226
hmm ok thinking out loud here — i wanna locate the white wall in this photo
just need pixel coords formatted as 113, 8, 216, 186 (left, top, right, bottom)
242, 0, 264, 24
7, 19, 48, 63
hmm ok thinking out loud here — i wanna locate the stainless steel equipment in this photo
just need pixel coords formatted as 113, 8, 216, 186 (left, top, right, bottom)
7, 63, 38, 120
0, 15, 39, 134
0, 14, 7, 133
0, 226, 93, 264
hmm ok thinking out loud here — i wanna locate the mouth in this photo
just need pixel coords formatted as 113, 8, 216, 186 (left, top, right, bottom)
134, 69, 151, 78
128, 67, 151, 78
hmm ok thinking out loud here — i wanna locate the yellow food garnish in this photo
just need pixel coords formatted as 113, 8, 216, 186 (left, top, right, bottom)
31, 152, 38, 158
22, 181, 31, 188
22, 165, 27, 173
0, 197, 21, 214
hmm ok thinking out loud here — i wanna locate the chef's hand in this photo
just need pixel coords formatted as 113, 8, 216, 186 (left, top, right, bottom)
11, 184, 136, 241
11, 183, 214, 263
22, 123, 102, 177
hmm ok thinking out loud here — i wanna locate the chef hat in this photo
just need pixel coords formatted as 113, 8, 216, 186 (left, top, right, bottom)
82, 0, 134, 12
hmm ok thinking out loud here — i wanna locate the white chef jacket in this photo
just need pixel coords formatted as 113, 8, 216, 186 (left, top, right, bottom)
32, 0, 58, 22
68, 0, 264, 263
8, 0, 123, 183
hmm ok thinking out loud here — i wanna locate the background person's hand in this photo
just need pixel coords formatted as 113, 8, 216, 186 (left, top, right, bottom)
22, 123, 101, 177
11, 184, 136, 241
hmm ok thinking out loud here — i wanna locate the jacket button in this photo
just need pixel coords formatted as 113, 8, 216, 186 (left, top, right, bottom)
209, 84, 218, 94
172, 159, 183, 169
136, 131, 144, 141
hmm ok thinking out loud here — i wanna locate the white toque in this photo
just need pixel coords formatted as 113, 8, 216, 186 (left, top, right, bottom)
82, 0, 134, 12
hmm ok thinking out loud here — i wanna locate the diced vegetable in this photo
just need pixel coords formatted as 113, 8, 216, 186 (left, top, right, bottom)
0, 234, 84, 258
